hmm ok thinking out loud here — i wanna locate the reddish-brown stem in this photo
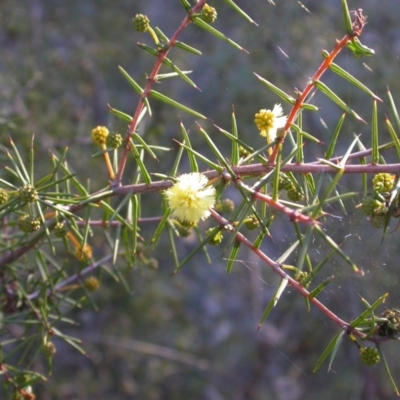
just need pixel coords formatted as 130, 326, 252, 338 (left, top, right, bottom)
2, 160, 399, 267
236, 179, 319, 225
209, 209, 369, 340
114, 0, 207, 185
268, 35, 353, 164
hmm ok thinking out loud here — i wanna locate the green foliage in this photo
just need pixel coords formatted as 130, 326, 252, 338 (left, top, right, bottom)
1, 0, 400, 398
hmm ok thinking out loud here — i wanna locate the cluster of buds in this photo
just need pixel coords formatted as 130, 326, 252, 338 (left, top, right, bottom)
106, 132, 123, 149
18, 184, 39, 203
278, 173, 304, 202
244, 214, 260, 230
293, 270, 308, 284
91, 126, 122, 149
91, 126, 109, 146
18, 215, 41, 233
215, 198, 235, 214
132, 13, 150, 32
0, 188, 9, 204
359, 347, 380, 366
132, 13, 160, 46
282, 264, 310, 288
360, 173, 398, 229
376, 308, 400, 339
134, 242, 159, 269
198, 4, 218, 24
84, 276, 101, 292
372, 172, 395, 193
91, 126, 122, 180
206, 227, 223, 246
170, 219, 195, 237
54, 221, 68, 238
361, 194, 388, 228
41, 341, 57, 358
238, 145, 251, 160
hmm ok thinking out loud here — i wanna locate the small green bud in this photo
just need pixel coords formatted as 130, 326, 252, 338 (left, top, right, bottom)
359, 347, 380, 366
42, 341, 56, 357
382, 309, 400, 328
54, 221, 68, 237
378, 309, 400, 338
238, 145, 250, 158
370, 213, 386, 229
215, 198, 235, 214
287, 187, 304, 202
244, 214, 259, 230
18, 215, 41, 233
278, 173, 293, 191
0, 188, 8, 204
84, 276, 100, 292
294, 270, 308, 282
361, 194, 382, 216
172, 220, 195, 237
199, 4, 217, 24
18, 184, 38, 203
146, 258, 159, 269
372, 173, 395, 193
206, 228, 223, 246
133, 13, 150, 32
106, 133, 123, 149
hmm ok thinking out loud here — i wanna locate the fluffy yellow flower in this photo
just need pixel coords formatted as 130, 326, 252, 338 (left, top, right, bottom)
164, 173, 216, 224
254, 104, 287, 144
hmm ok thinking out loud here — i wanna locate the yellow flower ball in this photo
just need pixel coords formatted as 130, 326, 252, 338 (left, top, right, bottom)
164, 173, 216, 225
91, 126, 109, 146
254, 104, 287, 144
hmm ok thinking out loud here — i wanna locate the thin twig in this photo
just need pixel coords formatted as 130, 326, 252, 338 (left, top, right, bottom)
268, 10, 368, 164
209, 209, 393, 343
114, 0, 207, 184
2, 160, 399, 267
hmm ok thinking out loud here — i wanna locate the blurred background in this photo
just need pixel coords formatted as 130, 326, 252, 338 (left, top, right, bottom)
1, 0, 400, 399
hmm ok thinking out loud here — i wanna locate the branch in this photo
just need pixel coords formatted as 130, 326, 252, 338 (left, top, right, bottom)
114, 0, 207, 184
